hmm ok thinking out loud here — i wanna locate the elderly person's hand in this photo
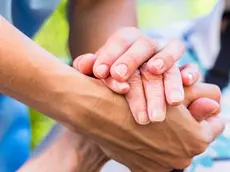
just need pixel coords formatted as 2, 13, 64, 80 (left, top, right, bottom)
73, 27, 210, 124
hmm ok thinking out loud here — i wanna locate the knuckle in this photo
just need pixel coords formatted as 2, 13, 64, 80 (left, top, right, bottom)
128, 70, 142, 85
170, 40, 185, 53
141, 68, 163, 81
113, 34, 133, 49
127, 37, 156, 67
126, 51, 140, 67
203, 84, 221, 102
96, 46, 113, 62
173, 159, 192, 169
140, 37, 156, 51
162, 51, 175, 63
195, 144, 208, 155
189, 142, 208, 156
184, 132, 210, 157
150, 38, 160, 51
164, 66, 180, 79
144, 74, 162, 84
114, 27, 141, 44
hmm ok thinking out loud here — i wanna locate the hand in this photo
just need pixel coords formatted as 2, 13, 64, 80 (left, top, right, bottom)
72, 27, 215, 124
82, 81, 224, 172
0, 17, 223, 172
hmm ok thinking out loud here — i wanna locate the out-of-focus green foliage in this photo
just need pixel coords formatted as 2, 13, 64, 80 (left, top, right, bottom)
137, 0, 217, 28
33, 0, 69, 57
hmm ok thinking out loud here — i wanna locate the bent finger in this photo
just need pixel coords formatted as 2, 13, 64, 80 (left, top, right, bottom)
147, 40, 185, 74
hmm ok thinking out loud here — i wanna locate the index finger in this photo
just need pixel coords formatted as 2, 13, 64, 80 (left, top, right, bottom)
93, 27, 142, 79
147, 40, 185, 75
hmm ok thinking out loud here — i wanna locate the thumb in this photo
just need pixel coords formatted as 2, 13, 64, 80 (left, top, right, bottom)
188, 98, 220, 121
183, 83, 221, 107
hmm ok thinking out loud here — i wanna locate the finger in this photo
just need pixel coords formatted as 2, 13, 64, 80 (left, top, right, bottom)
126, 70, 149, 125
140, 64, 166, 122
164, 64, 184, 105
180, 64, 200, 86
200, 116, 225, 143
206, 116, 225, 140
147, 40, 185, 74
110, 37, 158, 82
183, 83, 221, 106
188, 98, 220, 121
72, 53, 96, 75
103, 77, 130, 94
93, 27, 142, 79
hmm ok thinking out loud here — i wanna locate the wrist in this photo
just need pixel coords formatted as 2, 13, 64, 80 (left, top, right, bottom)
60, 130, 109, 172
18, 130, 78, 172
0, 15, 112, 135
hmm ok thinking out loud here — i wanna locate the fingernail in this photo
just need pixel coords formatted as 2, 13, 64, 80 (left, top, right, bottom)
115, 64, 128, 78
117, 82, 129, 92
170, 92, 183, 104
152, 59, 164, 72
96, 64, 109, 78
137, 111, 149, 125
150, 110, 165, 122
73, 59, 81, 71
187, 72, 194, 84
210, 101, 220, 114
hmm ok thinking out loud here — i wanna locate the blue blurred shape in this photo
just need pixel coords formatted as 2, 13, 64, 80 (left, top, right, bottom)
0, 95, 31, 172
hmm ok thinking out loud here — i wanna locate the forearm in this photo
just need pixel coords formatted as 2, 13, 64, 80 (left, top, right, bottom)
18, 129, 106, 172
68, 0, 137, 58
18, 129, 78, 172
0, 16, 114, 133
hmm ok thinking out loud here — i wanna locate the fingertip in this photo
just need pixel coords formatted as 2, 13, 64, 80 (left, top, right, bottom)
149, 109, 166, 122
111, 63, 128, 82
147, 59, 165, 75
181, 64, 200, 86
136, 111, 150, 125
73, 53, 97, 74
93, 63, 110, 79
182, 72, 195, 86
167, 91, 184, 105
104, 77, 130, 94
116, 82, 130, 94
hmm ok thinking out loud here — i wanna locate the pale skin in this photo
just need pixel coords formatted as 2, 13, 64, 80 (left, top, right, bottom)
0, 15, 225, 171
72, 28, 219, 124
68, 0, 211, 124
